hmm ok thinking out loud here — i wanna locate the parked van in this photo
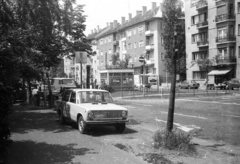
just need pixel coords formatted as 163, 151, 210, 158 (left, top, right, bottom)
50, 78, 76, 92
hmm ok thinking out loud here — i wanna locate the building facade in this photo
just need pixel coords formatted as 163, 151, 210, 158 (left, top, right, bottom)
185, 0, 240, 86
87, 2, 170, 87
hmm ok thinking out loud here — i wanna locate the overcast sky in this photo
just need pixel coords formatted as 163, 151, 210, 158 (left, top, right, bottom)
77, 0, 163, 36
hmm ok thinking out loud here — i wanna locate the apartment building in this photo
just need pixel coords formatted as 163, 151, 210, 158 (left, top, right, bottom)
185, 0, 240, 86
87, 2, 168, 87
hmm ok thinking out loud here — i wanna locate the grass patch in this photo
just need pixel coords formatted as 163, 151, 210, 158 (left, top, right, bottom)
153, 128, 196, 154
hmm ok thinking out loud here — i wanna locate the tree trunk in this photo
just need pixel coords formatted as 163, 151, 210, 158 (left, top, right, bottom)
46, 71, 53, 108
27, 79, 33, 105
166, 52, 177, 131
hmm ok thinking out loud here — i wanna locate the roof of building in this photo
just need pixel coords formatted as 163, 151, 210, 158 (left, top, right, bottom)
87, 6, 162, 40
118, 6, 161, 31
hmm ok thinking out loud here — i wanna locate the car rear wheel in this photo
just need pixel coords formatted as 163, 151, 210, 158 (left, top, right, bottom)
115, 123, 125, 133
78, 116, 87, 134
59, 110, 66, 124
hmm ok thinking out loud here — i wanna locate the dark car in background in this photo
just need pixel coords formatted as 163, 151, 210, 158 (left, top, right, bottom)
178, 80, 200, 89
225, 78, 240, 90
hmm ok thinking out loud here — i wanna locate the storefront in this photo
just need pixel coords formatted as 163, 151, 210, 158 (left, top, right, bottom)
99, 69, 134, 90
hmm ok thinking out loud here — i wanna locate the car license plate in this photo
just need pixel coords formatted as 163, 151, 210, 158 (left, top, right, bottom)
95, 114, 105, 118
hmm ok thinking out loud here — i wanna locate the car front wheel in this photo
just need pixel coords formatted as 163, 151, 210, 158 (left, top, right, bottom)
115, 123, 125, 133
78, 116, 87, 134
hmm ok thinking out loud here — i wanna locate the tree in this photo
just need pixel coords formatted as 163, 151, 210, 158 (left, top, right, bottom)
190, 57, 216, 92
162, 0, 184, 131
112, 52, 120, 65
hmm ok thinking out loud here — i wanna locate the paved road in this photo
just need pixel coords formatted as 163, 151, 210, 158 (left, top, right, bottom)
118, 94, 240, 147
2, 105, 147, 164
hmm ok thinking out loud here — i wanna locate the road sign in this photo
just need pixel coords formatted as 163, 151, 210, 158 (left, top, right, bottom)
139, 56, 145, 63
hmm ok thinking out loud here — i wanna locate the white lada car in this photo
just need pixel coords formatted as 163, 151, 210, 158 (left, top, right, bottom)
55, 89, 128, 134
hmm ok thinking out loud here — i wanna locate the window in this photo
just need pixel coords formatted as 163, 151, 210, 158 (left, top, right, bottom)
127, 30, 132, 37
161, 53, 164, 59
133, 42, 137, 48
192, 32, 208, 43
191, 13, 207, 25
238, 2, 240, 13
218, 48, 227, 58
139, 40, 144, 47
217, 27, 227, 39
122, 41, 126, 51
108, 36, 111, 42
101, 51, 103, 56
108, 60, 112, 65
100, 39, 104, 45
239, 46, 240, 58
108, 49, 112, 54
70, 92, 76, 103
138, 26, 144, 33
128, 43, 132, 49
193, 71, 207, 80
62, 90, 71, 101
161, 38, 164, 45
192, 52, 207, 61
192, 34, 199, 43
133, 28, 137, 35
238, 24, 240, 35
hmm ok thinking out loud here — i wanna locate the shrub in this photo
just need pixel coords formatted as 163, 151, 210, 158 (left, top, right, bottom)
153, 128, 192, 150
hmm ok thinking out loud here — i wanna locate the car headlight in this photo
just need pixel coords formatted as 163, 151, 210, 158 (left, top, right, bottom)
122, 111, 127, 119
88, 111, 95, 120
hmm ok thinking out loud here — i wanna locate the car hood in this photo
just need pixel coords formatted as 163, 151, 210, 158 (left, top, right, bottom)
79, 103, 127, 111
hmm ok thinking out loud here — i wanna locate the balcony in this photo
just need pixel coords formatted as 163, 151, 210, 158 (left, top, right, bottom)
196, 21, 208, 29
145, 30, 154, 37
215, 14, 235, 23
216, 57, 236, 65
122, 50, 127, 54
215, 0, 229, 7
216, 35, 236, 44
197, 40, 208, 47
145, 44, 154, 51
196, 1, 207, 10
121, 37, 126, 41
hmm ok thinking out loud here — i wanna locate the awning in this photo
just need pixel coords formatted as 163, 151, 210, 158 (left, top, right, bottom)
208, 69, 231, 76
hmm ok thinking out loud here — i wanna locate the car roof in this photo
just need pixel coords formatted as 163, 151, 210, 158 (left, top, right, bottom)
68, 88, 109, 92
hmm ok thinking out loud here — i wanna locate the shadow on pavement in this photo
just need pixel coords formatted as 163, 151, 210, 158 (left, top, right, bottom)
0, 140, 93, 164
10, 104, 76, 134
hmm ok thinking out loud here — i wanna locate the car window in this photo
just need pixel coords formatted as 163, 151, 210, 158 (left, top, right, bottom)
62, 90, 71, 101
70, 91, 76, 103
78, 91, 113, 103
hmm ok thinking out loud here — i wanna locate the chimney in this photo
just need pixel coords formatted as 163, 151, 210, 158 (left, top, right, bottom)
142, 6, 147, 15
97, 25, 100, 32
136, 10, 142, 16
114, 20, 118, 27
121, 17, 125, 24
94, 28, 97, 33
152, 2, 157, 10
110, 22, 113, 28
106, 22, 109, 27
128, 13, 132, 20
91, 30, 93, 34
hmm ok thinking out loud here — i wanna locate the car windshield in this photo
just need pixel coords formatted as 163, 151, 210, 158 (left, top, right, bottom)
78, 91, 113, 103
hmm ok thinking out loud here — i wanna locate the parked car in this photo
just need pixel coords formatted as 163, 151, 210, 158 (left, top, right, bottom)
178, 80, 200, 89
55, 89, 128, 134
212, 82, 227, 90
225, 78, 240, 90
